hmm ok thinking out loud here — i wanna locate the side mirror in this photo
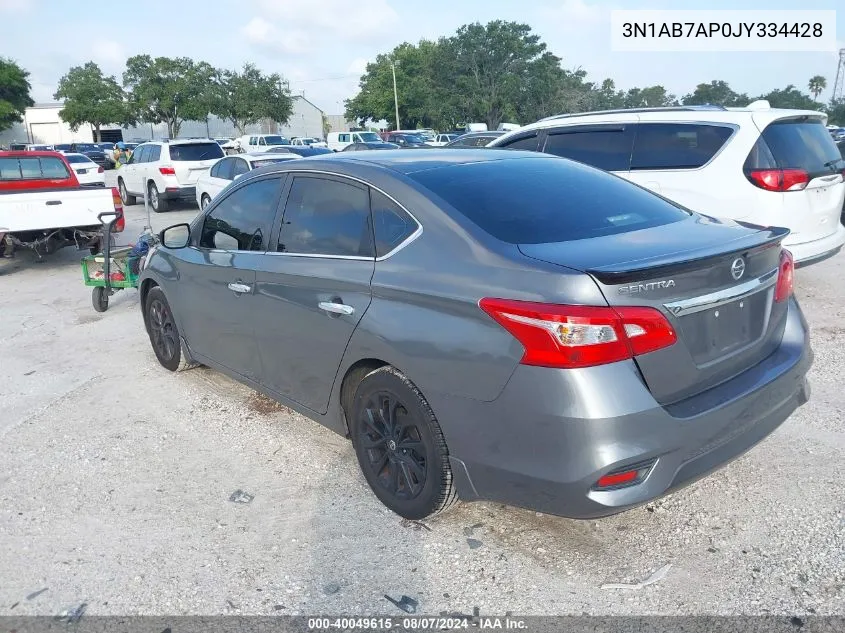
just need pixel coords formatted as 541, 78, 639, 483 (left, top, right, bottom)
160, 223, 191, 249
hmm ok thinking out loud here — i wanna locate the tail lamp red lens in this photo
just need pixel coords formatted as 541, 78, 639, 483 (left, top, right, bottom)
110, 187, 125, 233
746, 168, 809, 192
159, 166, 176, 176
97, 166, 104, 173
774, 249, 794, 303
479, 299, 677, 369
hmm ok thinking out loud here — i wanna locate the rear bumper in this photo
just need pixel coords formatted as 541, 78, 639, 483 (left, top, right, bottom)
162, 186, 196, 200
784, 223, 845, 266
429, 297, 812, 519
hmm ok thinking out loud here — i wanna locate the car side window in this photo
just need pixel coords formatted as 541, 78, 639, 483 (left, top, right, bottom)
339, 133, 350, 143
209, 158, 225, 178
631, 124, 734, 170
543, 126, 636, 171
498, 133, 539, 151
147, 145, 161, 162
231, 158, 249, 177
199, 177, 281, 251
219, 158, 237, 180
277, 176, 373, 257
370, 190, 417, 257
249, 136, 257, 145
258, 137, 266, 146
132, 146, 149, 164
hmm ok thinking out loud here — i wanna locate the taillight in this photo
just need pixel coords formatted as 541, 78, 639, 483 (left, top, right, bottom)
746, 168, 809, 192
774, 249, 794, 302
111, 187, 125, 233
478, 298, 677, 369
97, 166, 104, 173
159, 166, 175, 176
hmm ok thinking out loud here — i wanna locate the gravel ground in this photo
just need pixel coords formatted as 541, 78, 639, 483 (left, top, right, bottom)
0, 177, 843, 617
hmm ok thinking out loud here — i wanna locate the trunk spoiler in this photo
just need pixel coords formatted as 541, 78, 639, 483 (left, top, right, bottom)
586, 225, 790, 285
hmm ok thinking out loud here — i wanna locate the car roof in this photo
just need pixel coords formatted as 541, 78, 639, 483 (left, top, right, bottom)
0, 150, 65, 158
250, 148, 550, 176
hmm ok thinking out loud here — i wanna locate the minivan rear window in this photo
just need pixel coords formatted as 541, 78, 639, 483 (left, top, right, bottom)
410, 157, 690, 244
168, 142, 224, 161
752, 119, 844, 176
631, 124, 733, 170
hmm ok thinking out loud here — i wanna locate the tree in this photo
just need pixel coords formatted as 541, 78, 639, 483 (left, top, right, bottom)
623, 85, 678, 108
0, 58, 34, 132
808, 75, 827, 101
54, 62, 132, 142
210, 63, 292, 135
828, 98, 845, 126
757, 85, 818, 110
123, 55, 216, 138
682, 80, 748, 107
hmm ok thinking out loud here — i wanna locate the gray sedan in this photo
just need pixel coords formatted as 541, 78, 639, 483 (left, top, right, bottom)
139, 150, 811, 520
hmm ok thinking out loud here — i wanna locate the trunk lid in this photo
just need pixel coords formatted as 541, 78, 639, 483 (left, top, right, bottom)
519, 215, 790, 404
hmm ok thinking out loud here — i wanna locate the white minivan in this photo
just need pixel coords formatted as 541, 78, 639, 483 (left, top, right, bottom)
489, 102, 845, 266
326, 131, 384, 152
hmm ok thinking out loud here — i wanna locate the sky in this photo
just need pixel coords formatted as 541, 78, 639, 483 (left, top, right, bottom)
0, 0, 842, 116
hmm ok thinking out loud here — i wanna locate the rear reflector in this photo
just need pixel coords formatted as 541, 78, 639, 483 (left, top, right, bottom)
479, 299, 677, 369
774, 249, 794, 302
746, 168, 809, 192
97, 166, 104, 173
159, 166, 176, 176
595, 461, 655, 490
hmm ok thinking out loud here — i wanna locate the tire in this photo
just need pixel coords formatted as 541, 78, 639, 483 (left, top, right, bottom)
118, 178, 136, 206
350, 366, 458, 519
148, 182, 169, 213
201, 194, 211, 211
92, 287, 109, 312
144, 286, 198, 372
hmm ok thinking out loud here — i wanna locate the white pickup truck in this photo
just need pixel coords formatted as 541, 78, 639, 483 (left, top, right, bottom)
0, 150, 123, 260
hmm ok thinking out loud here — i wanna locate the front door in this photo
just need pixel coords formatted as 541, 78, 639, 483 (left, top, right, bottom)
173, 176, 284, 381
253, 174, 375, 414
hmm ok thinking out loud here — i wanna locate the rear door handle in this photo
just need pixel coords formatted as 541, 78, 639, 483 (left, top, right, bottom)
318, 301, 354, 316
227, 282, 252, 294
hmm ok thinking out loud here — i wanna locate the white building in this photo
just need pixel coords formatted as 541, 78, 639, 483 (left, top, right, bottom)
0, 95, 327, 146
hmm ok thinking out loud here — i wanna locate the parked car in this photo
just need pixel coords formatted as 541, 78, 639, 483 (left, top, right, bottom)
291, 137, 328, 148
341, 142, 399, 151
326, 131, 384, 152
385, 133, 431, 148
838, 139, 845, 223
195, 152, 299, 210
444, 131, 506, 148
264, 146, 333, 157
25, 144, 54, 151
236, 134, 290, 153
69, 143, 111, 170
489, 102, 845, 267
116, 138, 224, 212
0, 150, 123, 257
64, 153, 105, 186
428, 134, 459, 147
139, 149, 810, 520
465, 122, 489, 132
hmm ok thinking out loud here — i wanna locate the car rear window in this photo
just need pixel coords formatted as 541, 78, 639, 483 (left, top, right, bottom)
168, 142, 224, 161
410, 157, 690, 244
0, 156, 71, 180
66, 155, 94, 164
631, 123, 733, 170
748, 119, 844, 176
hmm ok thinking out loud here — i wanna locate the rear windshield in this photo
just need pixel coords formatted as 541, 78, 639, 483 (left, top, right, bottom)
75, 144, 99, 152
750, 119, 844, 175
0, 156, 70, 180
262, 135, 288, 145
410, 157, 690, 244
66, 155, 94, 164
168, 142, 224, 161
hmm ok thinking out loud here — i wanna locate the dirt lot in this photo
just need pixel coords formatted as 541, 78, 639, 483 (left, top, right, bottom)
1, 181, 843, 617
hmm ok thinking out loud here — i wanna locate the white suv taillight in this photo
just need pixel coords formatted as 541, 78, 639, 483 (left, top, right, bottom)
746, 168, 809, 192
479, 299, 677, 369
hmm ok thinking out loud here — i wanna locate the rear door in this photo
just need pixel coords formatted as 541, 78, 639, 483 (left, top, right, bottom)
122, 145, 148, 194
749, 116, 845, 245
168, 142, 224, 186
207, 157, 236, 198
252, 173, 375, 414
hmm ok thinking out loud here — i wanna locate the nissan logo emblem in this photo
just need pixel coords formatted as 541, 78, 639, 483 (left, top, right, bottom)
730, 257, 746, 280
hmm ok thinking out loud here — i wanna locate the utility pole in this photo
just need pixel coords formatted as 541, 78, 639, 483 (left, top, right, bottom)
833, 48, 845, 102
391, 59, 400, 131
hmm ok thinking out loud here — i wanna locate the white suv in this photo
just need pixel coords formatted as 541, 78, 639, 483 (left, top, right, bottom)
117, 139, 224, 212
489, 102, 845, 266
